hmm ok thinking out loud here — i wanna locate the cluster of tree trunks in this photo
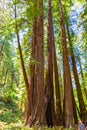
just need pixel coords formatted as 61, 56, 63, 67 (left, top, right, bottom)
45, 0, 62, 127
15, 0, 87, 128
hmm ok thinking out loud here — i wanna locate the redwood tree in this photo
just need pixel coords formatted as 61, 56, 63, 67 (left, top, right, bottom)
58, 0, 74, 127
52, 6, 62, 124
45, 0, 59, 126
15, 0, 46, 127
27, 0, 46, 126
78, 53, 87, 99
67, 29, 87, 121
14, 4, 30, 125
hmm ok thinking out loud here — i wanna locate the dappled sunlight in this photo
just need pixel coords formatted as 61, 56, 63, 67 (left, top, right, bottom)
0, 0, 87, 129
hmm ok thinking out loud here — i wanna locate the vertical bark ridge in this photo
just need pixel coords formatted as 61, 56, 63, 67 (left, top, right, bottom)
58, 0, 74, 127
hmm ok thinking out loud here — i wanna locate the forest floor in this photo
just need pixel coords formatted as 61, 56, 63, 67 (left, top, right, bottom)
0, 100, 24, 129
0, 100, 77, 130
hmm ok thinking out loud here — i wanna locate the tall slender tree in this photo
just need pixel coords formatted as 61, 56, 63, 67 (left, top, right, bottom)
58, 0, 74, 127
53, 34, 62, 122
67, 28, 87, 121
78, 53, 87, 99
52, 5, 62, 124
45, 0, 55, 126
14, 4, 30, 125
64, 10, 78, 124
45, 0, 60, 126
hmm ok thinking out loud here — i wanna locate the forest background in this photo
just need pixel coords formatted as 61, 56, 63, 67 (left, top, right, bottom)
0, 0, 87, 129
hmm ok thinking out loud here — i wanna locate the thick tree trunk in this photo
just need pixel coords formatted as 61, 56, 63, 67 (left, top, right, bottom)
65, 24, 78, 124
25, 18, 37, 125
45, 0, 59, 126
26, 0, 46, 126
58, 0, 74, 127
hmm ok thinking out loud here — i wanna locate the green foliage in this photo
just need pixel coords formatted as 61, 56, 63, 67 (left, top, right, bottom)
0, 0, 87, 128
0, 99, 23, 129
0, 98, 77, 130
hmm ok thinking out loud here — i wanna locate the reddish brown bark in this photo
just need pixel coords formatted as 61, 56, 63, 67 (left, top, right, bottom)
14, 4, 30, 125
70, 44, 87, 121
45, 0, 54, 124
65, 23, 78, 124
15, 4, 29, 95
66, 24, 87, 121
26, 0, 46, 126
25, 17, 37, 125
58, 0, 74, 127
53, 35, 62, 121
71, 87, 78, 124
65, 15, 87, 121
45, 0, 60, 126
52, 17, 62, 124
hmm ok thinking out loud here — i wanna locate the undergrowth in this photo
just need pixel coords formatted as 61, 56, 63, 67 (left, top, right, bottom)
0, 99, 77, 130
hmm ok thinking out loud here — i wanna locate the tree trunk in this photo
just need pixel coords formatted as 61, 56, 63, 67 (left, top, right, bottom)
14, 4, 30, 124
78, 53, 87, 99
27, 0, 46, 126
52, 19, 62, 124
71, 87, 78, 124
45, 0, 59, 126
58, 0, 74, 127
65, 22, 78, 124
66, 19, 87, 121
53, 41, 62, 122
71, 43, 87, 121
25, 12, 38, 124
